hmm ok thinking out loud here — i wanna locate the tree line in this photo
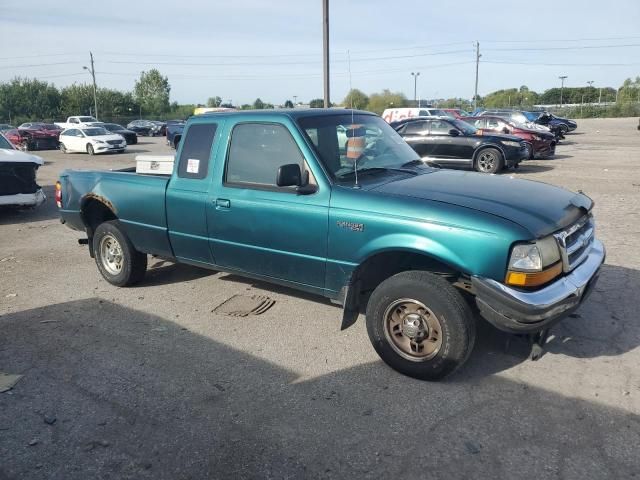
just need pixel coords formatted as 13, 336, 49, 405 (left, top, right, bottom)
1, 69, 639, 124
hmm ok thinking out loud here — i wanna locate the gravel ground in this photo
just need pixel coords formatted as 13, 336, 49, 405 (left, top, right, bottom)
1, 119, 639, 479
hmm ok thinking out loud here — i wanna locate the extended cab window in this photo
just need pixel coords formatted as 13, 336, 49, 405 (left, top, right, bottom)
177, 123, 217, 179
404, 121, 429, 135
225, 123, 305, 187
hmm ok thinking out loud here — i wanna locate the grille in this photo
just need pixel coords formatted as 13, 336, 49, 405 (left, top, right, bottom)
554, 215, 594, 272
106, 140, 122, 146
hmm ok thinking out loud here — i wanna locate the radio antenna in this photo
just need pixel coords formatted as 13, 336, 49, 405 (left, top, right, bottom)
347, 49, 360, 188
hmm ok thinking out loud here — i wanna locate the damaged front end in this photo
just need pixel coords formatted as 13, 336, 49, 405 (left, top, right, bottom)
0, 150, 46, 208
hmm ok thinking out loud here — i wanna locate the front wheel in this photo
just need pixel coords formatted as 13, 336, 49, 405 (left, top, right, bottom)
87, 144, 95, 155
59, 143, 67, 153
366, 271, 476, 381
475, 148, 504, 174
93, 220, 147, 286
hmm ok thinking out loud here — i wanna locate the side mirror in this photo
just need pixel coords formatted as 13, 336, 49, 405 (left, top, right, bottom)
448, 129, 460, 136
502, 127, 510, 134
277, 163, 302, 187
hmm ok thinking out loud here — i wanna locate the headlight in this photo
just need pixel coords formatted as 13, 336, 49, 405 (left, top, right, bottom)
532, 135, 542, 141
501, 140, 522, 148
506, 236, 562, 287
94, 140, 105, 144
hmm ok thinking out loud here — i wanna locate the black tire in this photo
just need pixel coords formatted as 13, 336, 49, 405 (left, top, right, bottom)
365, 271, 476, 381
523, 142, 534, 160
559, 125, 568, 136
59, 143, 67, 153
474, 147, 504, 174
93, 220, 147, 287
87, 144, 95, 155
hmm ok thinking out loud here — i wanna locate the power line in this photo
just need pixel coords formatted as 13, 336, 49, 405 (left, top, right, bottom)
0, 53, 84, 61
486, 43, 640, 52
0, 61, 80, 70
484, 60, 640, 66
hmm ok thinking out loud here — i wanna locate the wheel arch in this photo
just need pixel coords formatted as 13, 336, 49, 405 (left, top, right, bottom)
80, 195, 118, 256
339, 247, 468, 330
472, 143, 506, 165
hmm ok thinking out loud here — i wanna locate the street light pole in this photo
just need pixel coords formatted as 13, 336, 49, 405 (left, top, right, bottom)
411, 72, 420, 105
83, 52, 98, 119
558, 75, 567, 107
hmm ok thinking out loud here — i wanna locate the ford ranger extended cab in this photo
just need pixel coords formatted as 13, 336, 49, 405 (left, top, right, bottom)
57, 109, 604, 380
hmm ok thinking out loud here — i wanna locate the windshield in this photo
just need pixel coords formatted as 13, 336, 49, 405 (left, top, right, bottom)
428, 109, 447, 116
78, 117, 97, 122
522, 111, 541, 122
297, 114, 422, 181
450, 118, 477, 135
83, 127, 109, 136
0, 135, 13, 149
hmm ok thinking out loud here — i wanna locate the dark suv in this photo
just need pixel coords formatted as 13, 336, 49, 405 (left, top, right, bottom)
394, 117, 528, 173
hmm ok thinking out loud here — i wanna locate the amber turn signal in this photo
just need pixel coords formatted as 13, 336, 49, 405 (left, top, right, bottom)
505, 262, 562, 287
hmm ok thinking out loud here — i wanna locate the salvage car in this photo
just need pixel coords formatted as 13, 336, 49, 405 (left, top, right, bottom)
166, 119, 186, 148
463, 116, 556, 159
126, 120, 162, 136
57, 109, 604, 380
59, 127, 127, 155
98, 123, 138, 145
394, 116, 528, 173
527, 111, 577, 135
4, 126, 60, 151
0, 133, 46, 208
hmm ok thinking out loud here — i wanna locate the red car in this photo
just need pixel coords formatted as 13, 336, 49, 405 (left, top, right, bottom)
462, 116, 556, 159
5, 125, 60, 151
442, 108, 470, 119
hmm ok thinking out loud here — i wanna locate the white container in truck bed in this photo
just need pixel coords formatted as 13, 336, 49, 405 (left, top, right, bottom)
135, 155, 174, 175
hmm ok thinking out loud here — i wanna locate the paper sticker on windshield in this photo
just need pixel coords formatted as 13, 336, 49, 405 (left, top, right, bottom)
186, 158, 200, 174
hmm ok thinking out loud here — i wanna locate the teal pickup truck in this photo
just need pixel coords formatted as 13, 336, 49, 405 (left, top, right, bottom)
57, 109, 604, 380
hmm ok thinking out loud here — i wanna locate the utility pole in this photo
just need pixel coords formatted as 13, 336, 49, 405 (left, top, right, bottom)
322, 0, 330, 108
411, 72, 420, 104
83, 52, 98, 119
599, 87, 602, 104
558, 75, 567, 107
587, 80, 594, 103
473, 41, 480, 111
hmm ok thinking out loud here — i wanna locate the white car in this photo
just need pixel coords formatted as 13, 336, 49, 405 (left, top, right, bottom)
59, 127, 127, 155
0, 133, 46, 208
55, 116, 102, 130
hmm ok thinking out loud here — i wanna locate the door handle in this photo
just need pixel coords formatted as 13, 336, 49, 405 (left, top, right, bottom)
215, 198, 230, 209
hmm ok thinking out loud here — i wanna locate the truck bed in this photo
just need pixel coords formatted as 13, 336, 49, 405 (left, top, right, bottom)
59, 168, 173, 257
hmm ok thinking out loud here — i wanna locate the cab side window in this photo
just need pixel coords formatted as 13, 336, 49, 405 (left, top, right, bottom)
177, 123, 217, 179
429, 120, 451, 135
225, 123, 306, 188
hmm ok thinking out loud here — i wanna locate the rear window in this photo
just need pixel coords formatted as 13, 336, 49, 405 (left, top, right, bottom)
177, 123, 217, 179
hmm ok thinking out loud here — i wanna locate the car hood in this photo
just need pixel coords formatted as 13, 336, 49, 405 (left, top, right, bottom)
369, 170, 591, 237
475, 132, 523, 143
0, 148, 44, 165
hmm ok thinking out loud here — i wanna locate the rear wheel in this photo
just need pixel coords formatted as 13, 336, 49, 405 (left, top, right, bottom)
87, 144, 95, 155
475, 148, 504, 174
365, 271, 476, 380
93, 220, 147, 286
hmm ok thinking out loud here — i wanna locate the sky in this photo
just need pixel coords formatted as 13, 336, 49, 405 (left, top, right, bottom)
1, 0, 639, 106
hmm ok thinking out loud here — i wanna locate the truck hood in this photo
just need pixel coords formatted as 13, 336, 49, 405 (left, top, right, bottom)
369, 170, 591, 237
0, 148, 43, 165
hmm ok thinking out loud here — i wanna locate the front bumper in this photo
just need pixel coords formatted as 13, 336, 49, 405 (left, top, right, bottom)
472, 239, 605, 333
533, 141, 556, 159
95, 143, 126, 153
0, 189, 46, 208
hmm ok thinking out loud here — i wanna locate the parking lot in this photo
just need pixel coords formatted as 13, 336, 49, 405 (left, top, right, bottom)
1, 117, 639, 479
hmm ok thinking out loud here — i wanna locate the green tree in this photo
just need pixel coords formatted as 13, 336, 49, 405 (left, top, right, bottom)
617, 77, 640, 103
366, 89, 407, 114
0, 77, 61, 123
253, 98, 265, 109
134, 69, 170, 116
207, 96, 222, 108
342, 89, 369, 109
284, 99, 294, 108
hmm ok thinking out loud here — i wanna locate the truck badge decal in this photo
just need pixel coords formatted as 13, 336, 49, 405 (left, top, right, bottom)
337, 221, 364, 232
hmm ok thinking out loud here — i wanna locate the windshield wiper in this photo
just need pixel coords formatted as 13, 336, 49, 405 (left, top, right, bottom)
338, 167, 419, 179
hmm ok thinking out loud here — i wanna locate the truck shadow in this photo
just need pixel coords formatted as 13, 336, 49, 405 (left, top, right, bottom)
1, 298, 638, 479
138, 260, 214, 286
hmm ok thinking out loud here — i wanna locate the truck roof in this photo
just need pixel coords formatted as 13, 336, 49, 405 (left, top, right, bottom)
195, 108, 375, 121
